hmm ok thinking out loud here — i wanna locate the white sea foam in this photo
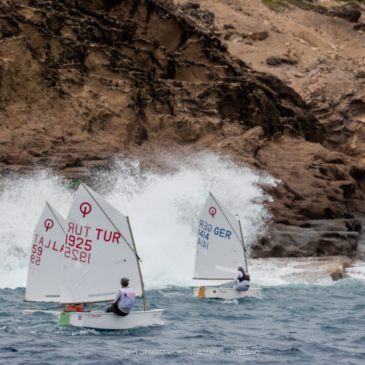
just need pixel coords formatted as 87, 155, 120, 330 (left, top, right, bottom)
221, 299, 239, 305
3, 153, 363, 290
0, 153, 275, 289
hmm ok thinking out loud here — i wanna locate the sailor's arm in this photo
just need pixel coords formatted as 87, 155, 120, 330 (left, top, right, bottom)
113, 290, 122, 304
233, 273, 240, 283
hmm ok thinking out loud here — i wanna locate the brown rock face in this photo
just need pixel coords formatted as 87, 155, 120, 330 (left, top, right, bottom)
0, 0, 319, 176
1, 0, 365, 259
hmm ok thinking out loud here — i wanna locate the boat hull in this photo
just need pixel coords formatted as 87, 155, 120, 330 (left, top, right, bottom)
193, 287, 261, 299
63, 309, 164, 330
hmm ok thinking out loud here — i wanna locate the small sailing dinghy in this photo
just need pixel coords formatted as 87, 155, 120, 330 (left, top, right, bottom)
193, 192, 261, 300
23, 202, 66, 315
58, 182, 163, 330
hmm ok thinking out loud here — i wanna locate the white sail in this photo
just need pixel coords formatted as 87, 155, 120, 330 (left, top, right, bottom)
193, 192, 246, 280
25, 203, 66, 302
60, 183, 142, 304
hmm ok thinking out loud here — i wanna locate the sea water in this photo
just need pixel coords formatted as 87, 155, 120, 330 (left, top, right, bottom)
1, 153, 365, 364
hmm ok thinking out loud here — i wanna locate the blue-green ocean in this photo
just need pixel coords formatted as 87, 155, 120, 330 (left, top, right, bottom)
1, 281, 365, 364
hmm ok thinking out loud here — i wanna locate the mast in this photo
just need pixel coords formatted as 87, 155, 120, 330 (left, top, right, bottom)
126, 216, 147, 311
238, 219, 248, 272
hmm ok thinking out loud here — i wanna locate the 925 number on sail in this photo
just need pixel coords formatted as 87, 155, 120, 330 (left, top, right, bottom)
64, 234, 91, 264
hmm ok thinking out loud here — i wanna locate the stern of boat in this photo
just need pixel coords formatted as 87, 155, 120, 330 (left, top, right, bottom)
193, 287, 262, 299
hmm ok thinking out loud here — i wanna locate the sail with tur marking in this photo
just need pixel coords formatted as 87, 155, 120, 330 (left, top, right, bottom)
193, 192, 247, 280
60, 183, 142, 304
25, 203, 66, 302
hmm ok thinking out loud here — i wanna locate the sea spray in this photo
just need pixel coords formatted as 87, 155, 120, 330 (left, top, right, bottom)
0, 153, 275, 288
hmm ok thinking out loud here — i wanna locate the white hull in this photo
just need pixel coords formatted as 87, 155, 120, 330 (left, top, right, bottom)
63, 309, 164, 330
193, 287, 262, 299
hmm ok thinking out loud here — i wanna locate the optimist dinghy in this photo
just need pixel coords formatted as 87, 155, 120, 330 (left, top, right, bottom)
58, 182, 164, 329
193, 192, 261, 300
23, 202, 66, 316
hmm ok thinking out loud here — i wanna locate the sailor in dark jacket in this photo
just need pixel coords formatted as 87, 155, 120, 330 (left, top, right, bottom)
233, 264, 250, 291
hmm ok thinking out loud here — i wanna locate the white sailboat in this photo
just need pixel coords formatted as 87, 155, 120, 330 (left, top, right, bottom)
193, 192, 261, 299
58, 182, 163, 329
23, 202, 67, 315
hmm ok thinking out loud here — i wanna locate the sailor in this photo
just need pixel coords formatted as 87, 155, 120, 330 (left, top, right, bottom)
233, 264, 250, 291
106, 277, 136, 317
62, 303, 84, 312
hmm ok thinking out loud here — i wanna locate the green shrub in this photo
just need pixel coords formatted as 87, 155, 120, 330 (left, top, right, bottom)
262, 0, 287, 11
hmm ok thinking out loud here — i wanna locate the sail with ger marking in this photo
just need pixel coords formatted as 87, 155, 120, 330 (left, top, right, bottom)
25, 203, 66, 302
193, 192, 247, 280
60, 183, 142, 304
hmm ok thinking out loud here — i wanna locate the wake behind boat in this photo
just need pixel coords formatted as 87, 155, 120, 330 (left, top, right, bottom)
193, 192, 262, 299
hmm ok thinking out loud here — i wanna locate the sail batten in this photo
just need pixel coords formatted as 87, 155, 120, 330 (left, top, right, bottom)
25, 203, 66, 303
193, 192, 247, 280
60, 183, 142, 304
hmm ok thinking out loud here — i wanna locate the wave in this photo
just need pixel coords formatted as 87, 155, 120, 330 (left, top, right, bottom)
0, 153, 275, 289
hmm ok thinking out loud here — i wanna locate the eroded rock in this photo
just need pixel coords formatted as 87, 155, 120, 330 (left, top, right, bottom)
328, 266, 345, 281
327, 6, 361, 23
1, 0, 365, 260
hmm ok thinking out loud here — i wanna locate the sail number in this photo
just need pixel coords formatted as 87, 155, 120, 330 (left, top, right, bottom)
64, 234, 91, 264
30, 233, 65, 266
198, 220, 212, 249
197, 220, 233, 250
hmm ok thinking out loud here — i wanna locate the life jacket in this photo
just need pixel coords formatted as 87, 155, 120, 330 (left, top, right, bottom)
238, 269, 250, 283
69, 306, 83, 312
117, 287, 135, 312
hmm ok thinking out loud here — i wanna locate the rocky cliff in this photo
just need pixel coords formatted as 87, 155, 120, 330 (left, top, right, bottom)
1, 0, 365, 259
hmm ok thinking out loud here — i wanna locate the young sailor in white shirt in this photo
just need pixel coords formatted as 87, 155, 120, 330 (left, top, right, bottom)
106, 277, 136, 317
233, 264, 250, 291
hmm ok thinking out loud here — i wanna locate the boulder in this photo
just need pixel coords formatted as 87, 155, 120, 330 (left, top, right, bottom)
224, 24, 236, 30
328, 266, 345, 281
266, 56, 282, 66
177, 2, 215, 31
327, 6, 361, 23
224, 31, 247, 42
256, 224, 359, 258
248, 30, 268, 41
283, 48, 298, 64
354, 23, 365, 31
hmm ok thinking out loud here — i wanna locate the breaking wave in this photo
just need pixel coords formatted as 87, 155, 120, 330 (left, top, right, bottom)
0, 153, 275, 289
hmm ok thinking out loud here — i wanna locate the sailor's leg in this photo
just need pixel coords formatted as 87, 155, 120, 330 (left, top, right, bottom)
234, 283, 249, 291
114, 306, 129, 317
106, 303, 118, 313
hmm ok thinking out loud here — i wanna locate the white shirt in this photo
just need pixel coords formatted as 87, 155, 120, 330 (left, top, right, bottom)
113, 287, 136, 313
234, 271, 243, 283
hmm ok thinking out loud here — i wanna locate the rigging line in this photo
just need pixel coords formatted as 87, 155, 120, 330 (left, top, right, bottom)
90, 303, 110, 311
47, 202, 66, 234
210, 192, 242, 244
80, 182, 141, 262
